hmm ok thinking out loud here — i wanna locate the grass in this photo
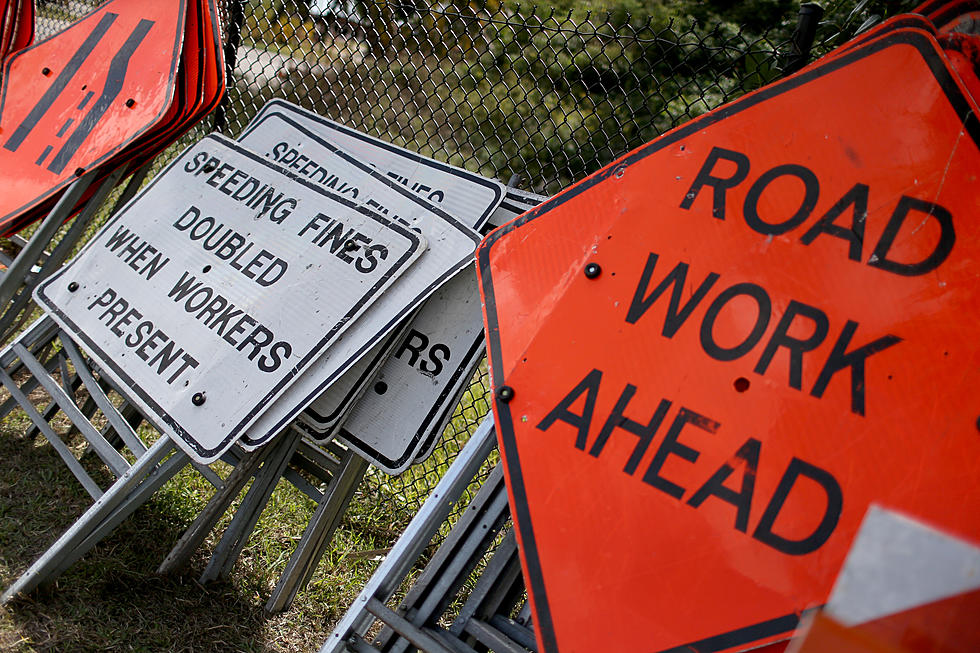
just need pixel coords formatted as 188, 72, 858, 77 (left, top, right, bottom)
0, 354, 494, 651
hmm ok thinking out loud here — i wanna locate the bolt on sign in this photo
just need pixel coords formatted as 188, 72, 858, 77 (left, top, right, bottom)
0, 0, 187, 234
478, 29, 980, 653
227, 107, 482, 453
35, 135, 425, 464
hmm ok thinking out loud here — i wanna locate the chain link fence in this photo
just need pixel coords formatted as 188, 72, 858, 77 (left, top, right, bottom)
27, 0, 920, 633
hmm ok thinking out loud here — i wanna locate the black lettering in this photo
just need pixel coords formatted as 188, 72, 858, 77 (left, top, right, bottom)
752, 457, 842, 555
124, 320, 154, 348
536, 368, 602, 451
588, 384, 671, 475
687, 437, 761, 532
168, 271, 202, 302
135, 329, 167, 361
868, 195, 955, 276
742, 164, 820, 235
258, 341, 291, 373
395, 330, 428, 366
420, 343, 450, 377
800, 183, 868, 261
104, 225, 137, 252
237, 325, 274, 361
625, 253, 720, 334
679, 147, 751, 219
356, 244, 387, 274
753, 300, 829, 390
700, 283, 772, 361
173, 206, 200, 231
810, 320, 901, 416
642, 407, 719, 499
87, 287, 116, 311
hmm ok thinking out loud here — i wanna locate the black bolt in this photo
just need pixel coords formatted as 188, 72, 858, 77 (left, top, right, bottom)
74, 167, 85, 177
42, 67, 50, 76
496, 385, 515, 403
374, 381, 388, 395
584, 262, 601, 279
125, 98, 135, 108
67, 281, 79, 292
343, 239, 358, 251
192, 392, 206, 406
203, 162, 217, 172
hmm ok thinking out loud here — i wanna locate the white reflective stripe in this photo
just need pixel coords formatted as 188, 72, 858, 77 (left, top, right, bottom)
826, 505, 980, 626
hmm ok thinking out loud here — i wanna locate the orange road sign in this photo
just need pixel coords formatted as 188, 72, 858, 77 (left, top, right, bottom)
478, 29, 980, 653
0, 0, 186, 233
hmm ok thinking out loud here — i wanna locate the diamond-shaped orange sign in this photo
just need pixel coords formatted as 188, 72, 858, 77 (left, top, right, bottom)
0, 0, 186, 232
479, 29, 980, 653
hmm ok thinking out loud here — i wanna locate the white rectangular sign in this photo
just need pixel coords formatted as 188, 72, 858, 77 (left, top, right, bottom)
334, 189, 550, 472
234, 109, 483, 448
336, 266, 487, 473
246, 100, 504, 230
34, 135, 425, 463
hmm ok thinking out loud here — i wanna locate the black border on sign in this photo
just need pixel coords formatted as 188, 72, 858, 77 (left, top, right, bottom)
477, 31, 980, 653
0, 0, 188, 231
251, 98, 505, 229
235, 110, 482, 449
34, 133, 423, 462
340, 316, 487, 474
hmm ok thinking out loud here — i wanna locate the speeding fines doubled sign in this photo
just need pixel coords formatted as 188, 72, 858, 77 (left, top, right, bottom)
478, 30, 980, 653
35, 134, 424, 463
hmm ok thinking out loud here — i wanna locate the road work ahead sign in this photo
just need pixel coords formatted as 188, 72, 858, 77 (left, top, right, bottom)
478, 30, 980, 653
36, 135, 424, 464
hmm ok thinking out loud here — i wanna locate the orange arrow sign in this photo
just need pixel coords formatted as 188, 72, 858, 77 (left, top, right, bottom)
0, 0, 186, 232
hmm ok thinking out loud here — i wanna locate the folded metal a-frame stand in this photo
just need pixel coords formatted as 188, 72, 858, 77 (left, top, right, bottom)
0, 163, 151, 344
322, 415, 538, 653
0, 310, 369, 605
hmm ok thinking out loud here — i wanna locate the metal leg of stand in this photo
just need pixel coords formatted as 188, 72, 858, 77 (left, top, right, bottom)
0, 363, 104, 499
59, 334, 147, 457
1, 436, 181, 603
320, 415, 497, 653
12, 342, 130, 477
265, 449, 369, 614
47, 443, 190, 580
0, 168, 127, 343
200, 428, 303, 583
377, 464, 509, 653
0, 171, 98, 314
157, 444, 273, 575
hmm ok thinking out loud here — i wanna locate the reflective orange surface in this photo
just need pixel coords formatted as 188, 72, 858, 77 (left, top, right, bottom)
479, 29, 980, 653
0, 0, 186, 232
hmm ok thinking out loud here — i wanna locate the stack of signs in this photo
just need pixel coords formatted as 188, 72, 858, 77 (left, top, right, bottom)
478, 12, 980, 653
0, 0, 33, 65
0, 0, 224, 236
34, 134, 427, 463
232, 100, 512, 474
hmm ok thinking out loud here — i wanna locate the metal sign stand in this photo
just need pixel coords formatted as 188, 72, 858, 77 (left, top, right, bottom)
158, 421, 371, 615
321, 415, 503, 653
365, 465, 530, 653
0, 162, 151, 344
0, 315, 225, 603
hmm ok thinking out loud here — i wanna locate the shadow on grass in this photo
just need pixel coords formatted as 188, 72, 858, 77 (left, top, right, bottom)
0, 421, 271, 652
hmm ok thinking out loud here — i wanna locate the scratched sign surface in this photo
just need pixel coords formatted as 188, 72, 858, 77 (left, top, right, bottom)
478, 31, 980, 653
35, 135, 425, 464
0, 0, 185, 232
